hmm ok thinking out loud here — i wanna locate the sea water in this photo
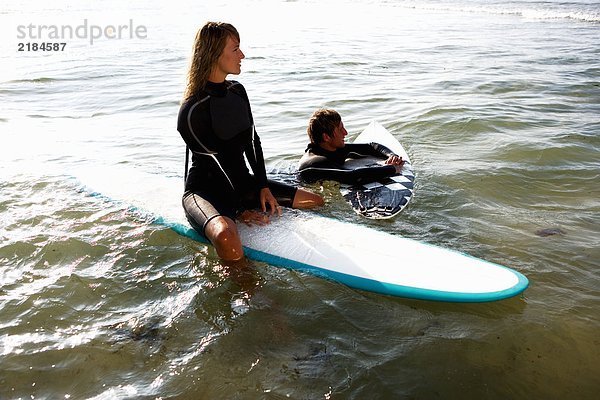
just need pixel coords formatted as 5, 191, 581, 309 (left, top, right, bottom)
1, 0, 599, 398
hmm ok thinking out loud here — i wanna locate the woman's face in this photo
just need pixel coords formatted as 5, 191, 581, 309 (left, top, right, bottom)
215, 35, 245, 77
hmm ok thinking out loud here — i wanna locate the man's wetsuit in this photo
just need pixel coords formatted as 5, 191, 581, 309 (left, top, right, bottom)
177, 80, 296, 237
298, 142, 398, 185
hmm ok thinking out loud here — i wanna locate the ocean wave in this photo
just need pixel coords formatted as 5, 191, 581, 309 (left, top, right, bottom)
4, 77, 58, 84
500, 8, 600, 23
387, 0, 600, 23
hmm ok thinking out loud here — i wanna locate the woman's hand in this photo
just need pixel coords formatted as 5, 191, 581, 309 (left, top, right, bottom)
237, 188, 281, 226
238, 209, 270, 226
260, 187, 282, 216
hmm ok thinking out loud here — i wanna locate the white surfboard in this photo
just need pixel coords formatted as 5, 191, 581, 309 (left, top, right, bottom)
340, 121, 415, 219
73, 167, 528, 303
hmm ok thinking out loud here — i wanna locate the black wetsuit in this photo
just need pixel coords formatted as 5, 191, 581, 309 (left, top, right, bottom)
177, 80, 296, 236
298, 142, 398, 185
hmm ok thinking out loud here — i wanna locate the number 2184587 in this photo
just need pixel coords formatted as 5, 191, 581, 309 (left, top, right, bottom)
18, 42, 67, 51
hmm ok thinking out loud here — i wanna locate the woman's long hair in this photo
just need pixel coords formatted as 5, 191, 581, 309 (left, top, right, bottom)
183, 22, 240, 100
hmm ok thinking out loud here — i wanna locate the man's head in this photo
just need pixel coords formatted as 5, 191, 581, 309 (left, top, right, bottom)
307, 109, 347, 151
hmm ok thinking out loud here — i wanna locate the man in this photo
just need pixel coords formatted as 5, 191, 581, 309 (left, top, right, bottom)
298, 109, 404, 185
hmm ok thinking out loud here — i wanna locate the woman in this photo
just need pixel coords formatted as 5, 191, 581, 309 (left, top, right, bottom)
177, 22, 323, 262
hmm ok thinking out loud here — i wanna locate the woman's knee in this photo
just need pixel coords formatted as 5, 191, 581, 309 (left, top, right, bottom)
204, 217, 244, 261
292, 189, 324, 209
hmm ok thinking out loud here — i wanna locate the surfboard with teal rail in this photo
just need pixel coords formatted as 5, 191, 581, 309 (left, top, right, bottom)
74, 157, 528, 303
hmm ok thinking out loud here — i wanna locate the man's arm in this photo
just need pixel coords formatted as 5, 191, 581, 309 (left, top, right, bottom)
344, 142, 395, 159
299, 155, 398, 185
346, 142, 404, 167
